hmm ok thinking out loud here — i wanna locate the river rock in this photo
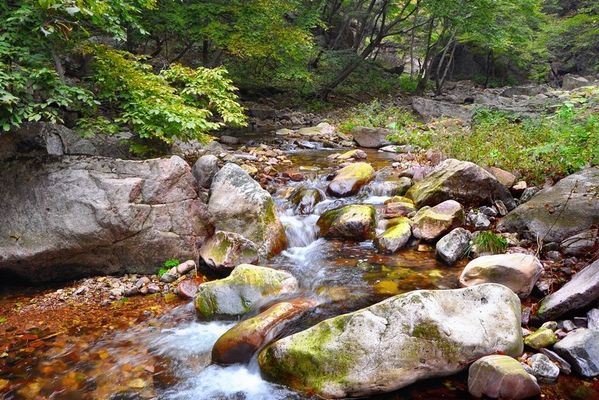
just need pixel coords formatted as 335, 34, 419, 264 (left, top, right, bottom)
407, 159, 516, 209
317, 204, 376, 241
289, 187, 324, 215
436, 228, 472, 265
375, 218, 412, 253
199, 231, 259, 274
0, 155, 212, 282
367, 178, 412, 197
561, 229, 598, 256
459, 253, 543, 298
351, 126, 392, 148
327, 162, 375, 197
383, 199, 416, 218
194, 264, 298, 318
212, 298, 318, 365
553, 328, 599, 378
175, 279, 199, 299
498, 167, 599, 242
208, 163, 287, 256
588, 309, 599, 331
468, 355, 540, 399
259, 284, 523, 398
524, 328, 557, 349
562, 74, 592, 90
192, 154, 219, 189
412, 200, 465, 241
537, 258, 599, 321
527, 353, 560, 382
488, 167, 517, 187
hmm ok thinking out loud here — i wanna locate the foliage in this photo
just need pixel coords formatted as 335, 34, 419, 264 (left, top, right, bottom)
158, 258, 179, 277
472, 231, 508, 255
84, 45, 246, 143
337, 100, 420, 134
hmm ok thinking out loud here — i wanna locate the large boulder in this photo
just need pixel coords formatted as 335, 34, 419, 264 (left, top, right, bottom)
327, 162, 375, 197
553, 328, 599, 378
199, 231, 259, 274
194, 264, 298, 318
0, 155, 212, 282
537, 258, 599, 321
498, 167, 599, 242
407, 159, 516, 209
208, 163, 287, 256
317, 204, 376, 241
259, 284, 523, 398
351, 126, 392, 148
468, 355, 540, 399
0, 122, 133, 160
412, 200, 465, 241
212, 298, 318, 365
459, 253, 543, 298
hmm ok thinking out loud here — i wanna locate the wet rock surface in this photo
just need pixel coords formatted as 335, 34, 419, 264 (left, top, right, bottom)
468, 355, 540, 399
412, 200, 465, 241
317, 204, 376, 241
327, 162, 375, 197
194, 264, 299, 318
199, 231, 259, 274
259, 284, 523, 398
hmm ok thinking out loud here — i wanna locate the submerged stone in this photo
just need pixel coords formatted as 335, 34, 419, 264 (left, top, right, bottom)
212, 298, 318, 365
259, 284, 522, 398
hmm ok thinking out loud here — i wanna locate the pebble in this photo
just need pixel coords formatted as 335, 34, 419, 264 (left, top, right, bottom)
528, 353, 560, 382
147, 283, 161, 294
541, 321, 557, 331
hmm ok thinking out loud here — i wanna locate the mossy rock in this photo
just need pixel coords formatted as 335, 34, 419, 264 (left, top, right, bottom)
524, 328, 557, 350
194, 264, 298, 318
375, 218, 412, 253
259, 283, 523, 398
412, 200, 465, 241
317, 204, 376, 241
199, 231, 259, 274
327, 162, 375, 197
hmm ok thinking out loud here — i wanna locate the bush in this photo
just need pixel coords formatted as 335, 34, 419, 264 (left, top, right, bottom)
472, 231, 508, 255
337, 99, 420, 134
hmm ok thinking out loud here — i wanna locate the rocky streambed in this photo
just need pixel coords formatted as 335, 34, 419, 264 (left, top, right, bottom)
1, 124, 598, 399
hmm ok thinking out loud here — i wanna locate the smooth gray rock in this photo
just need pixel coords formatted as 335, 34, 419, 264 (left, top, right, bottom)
407, 159, 516, 209
192, 154, 219, 189
468, 355, 540, 399
561, 229, 598, 256
460, 253, 543, 298
259, 284, 523, 398
562, 75, 591, 90
0, 156, 212, 282
537, 259, 599, 320
208, 163, 287, 256
436, 228, 472, 265
499, 167, 599, 242
553, 328, 599, 378
540, 348, 572, 374
351, 126, 392, 148
519, 187, 540, 203
528, 353, 560, 382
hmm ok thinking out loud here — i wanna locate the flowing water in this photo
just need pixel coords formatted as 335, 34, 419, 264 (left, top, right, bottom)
2, 136, 598, 399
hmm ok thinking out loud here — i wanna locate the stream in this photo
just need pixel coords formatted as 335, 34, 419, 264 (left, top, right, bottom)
1, 135, 597, 399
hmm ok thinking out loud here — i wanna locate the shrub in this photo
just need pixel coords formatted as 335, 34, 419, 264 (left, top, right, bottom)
472, 231, 508, 255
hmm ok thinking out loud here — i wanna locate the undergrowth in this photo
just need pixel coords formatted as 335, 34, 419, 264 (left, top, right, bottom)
339, 87, 598, 184
471, 232, 508, 255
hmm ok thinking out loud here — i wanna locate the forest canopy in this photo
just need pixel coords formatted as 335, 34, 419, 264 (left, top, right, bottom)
1, 0, 597, 143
